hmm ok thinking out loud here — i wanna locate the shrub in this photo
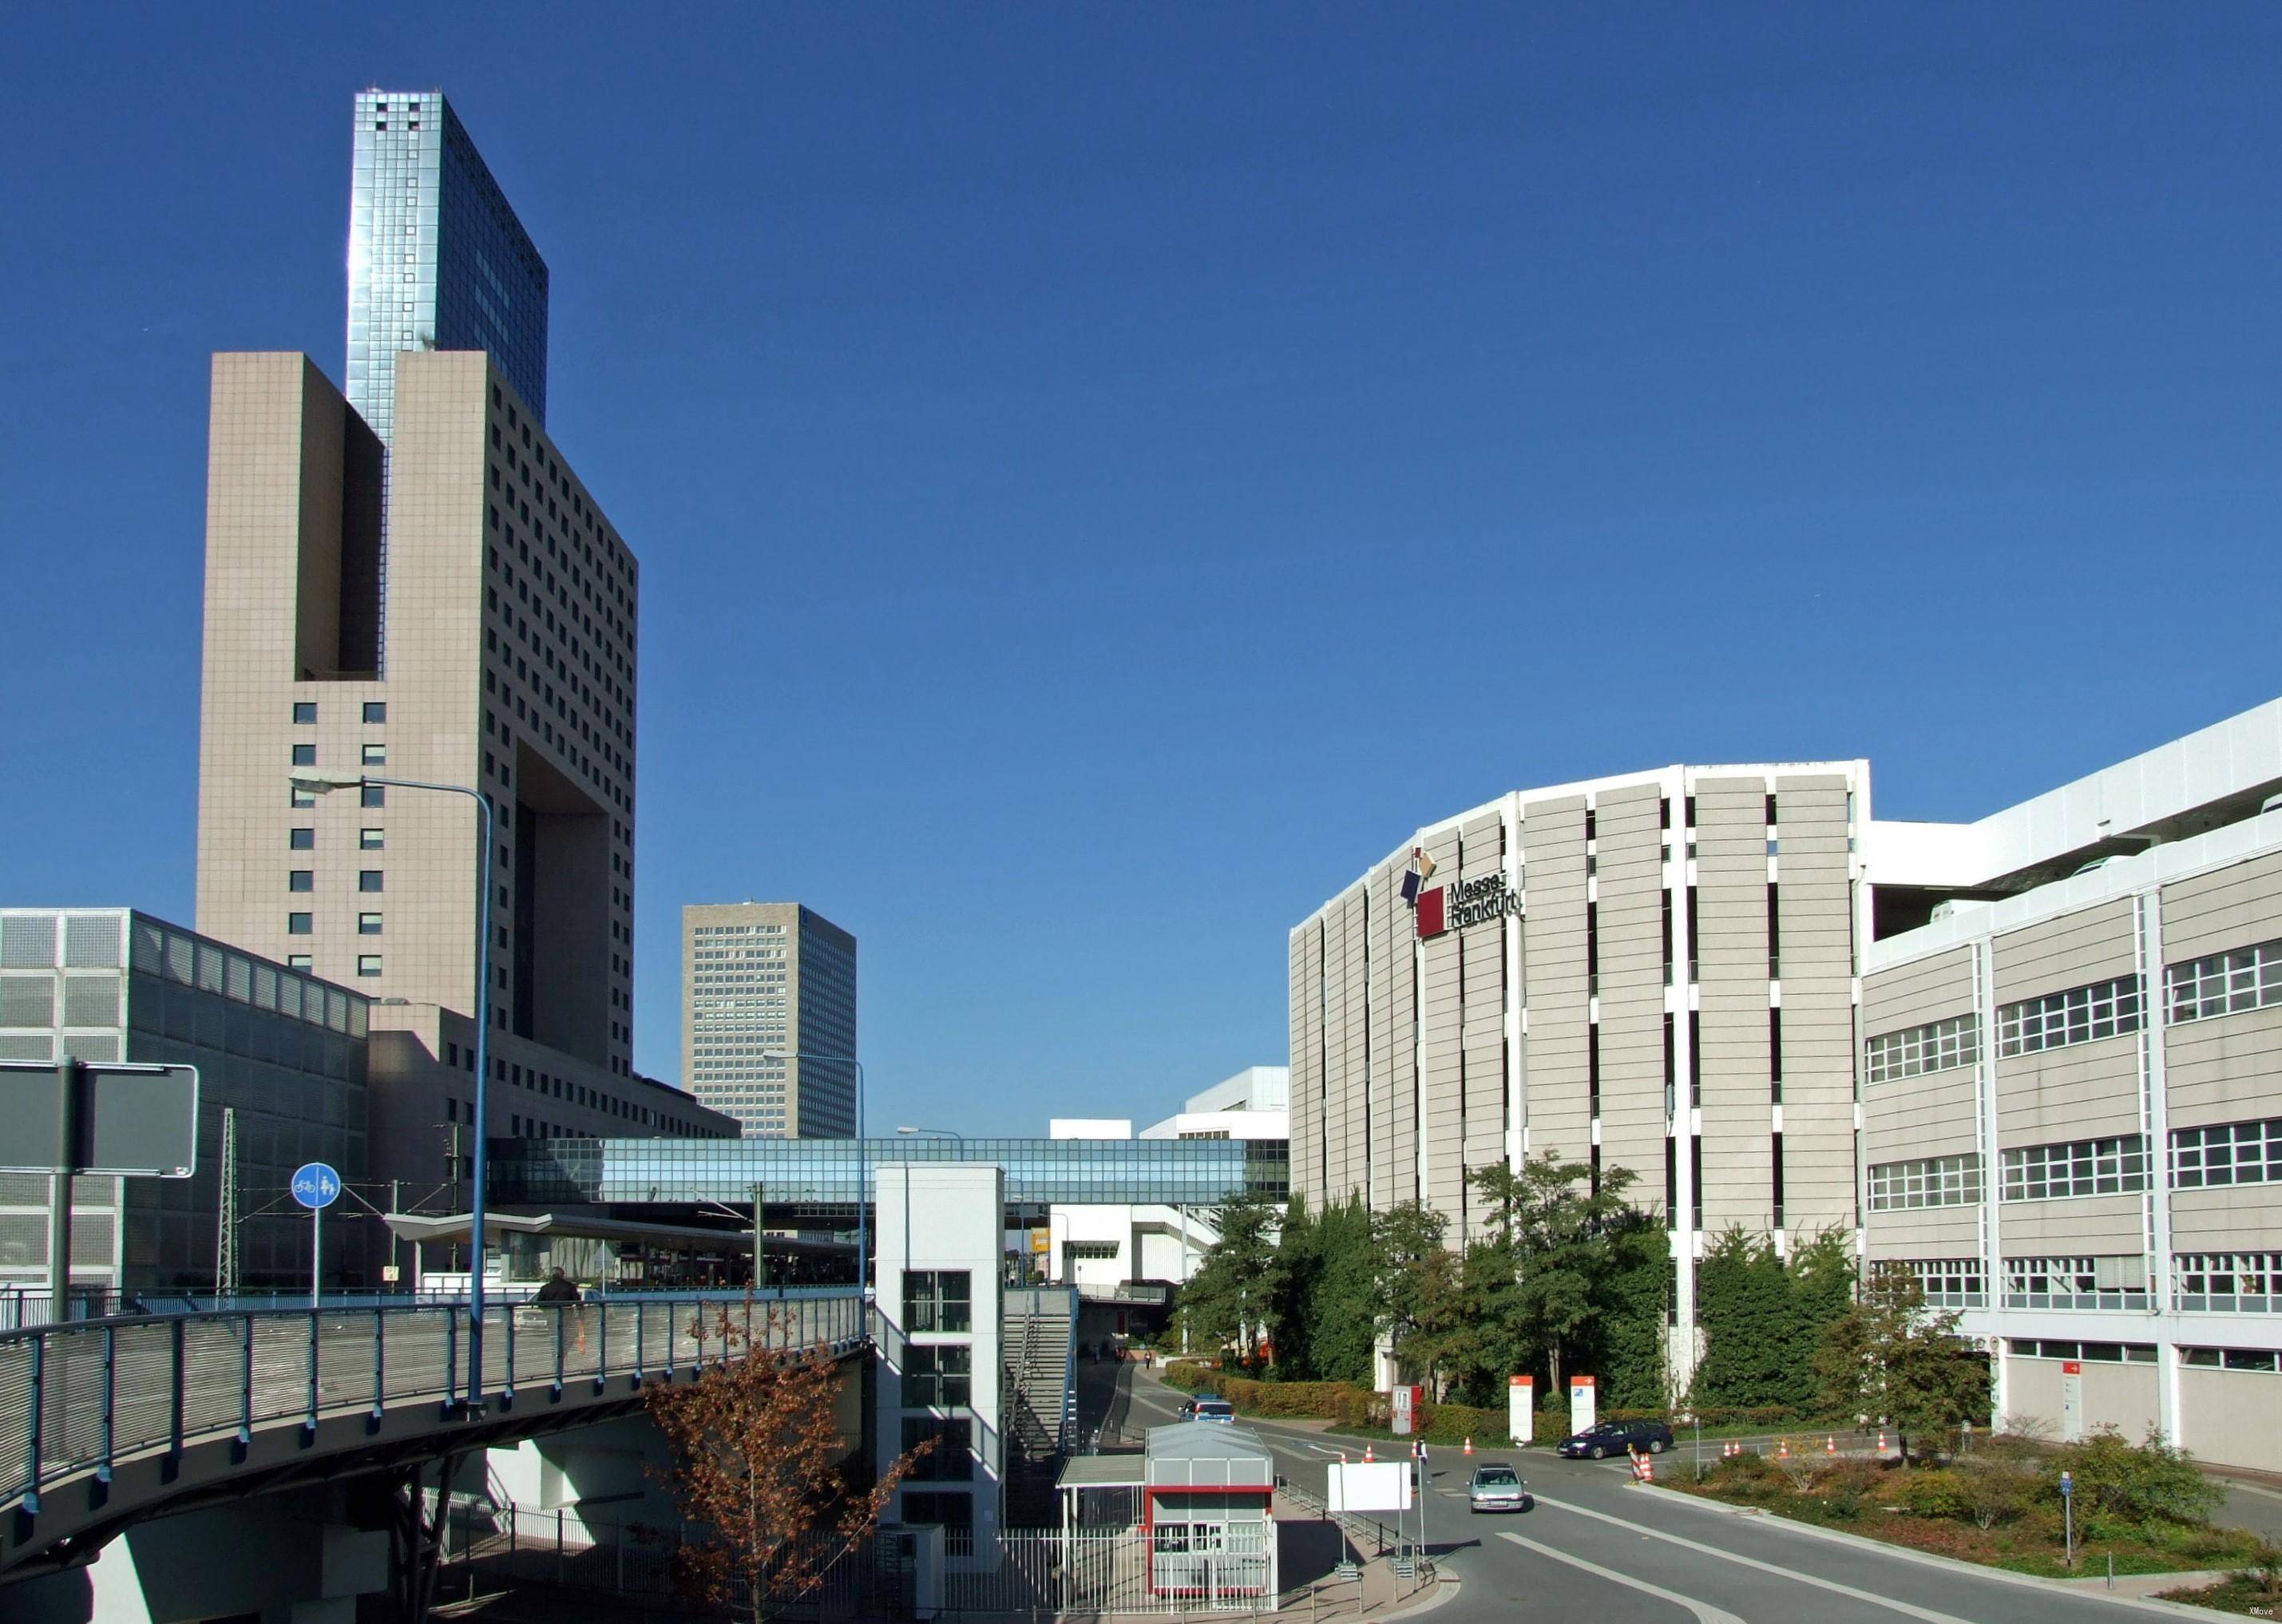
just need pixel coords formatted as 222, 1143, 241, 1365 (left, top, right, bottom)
1898, 1469, 1970, 1520
2050, 1430, 2222, 1527
1955, 1455, 2038, 1531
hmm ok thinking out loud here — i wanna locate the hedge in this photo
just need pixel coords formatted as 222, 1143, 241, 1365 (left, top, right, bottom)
1161, 1360, 1824, 1437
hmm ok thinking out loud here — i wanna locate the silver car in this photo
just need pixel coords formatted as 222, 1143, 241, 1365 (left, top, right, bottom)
1467, 1463, 1533, 1513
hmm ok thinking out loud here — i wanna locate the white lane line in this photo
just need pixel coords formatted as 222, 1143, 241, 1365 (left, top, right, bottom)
1531, 1495, 1982, 1624
1497, 1531, 1744, 1624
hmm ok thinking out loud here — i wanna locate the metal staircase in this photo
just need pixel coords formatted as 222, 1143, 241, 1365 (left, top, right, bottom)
1000, 1287, 1077, 1525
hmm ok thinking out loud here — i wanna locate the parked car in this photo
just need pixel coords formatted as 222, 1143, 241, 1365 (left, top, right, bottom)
1191, 1398, 1236, 1424
1467, 1463, 1533, 1514
1555, 1419, 1673, 1460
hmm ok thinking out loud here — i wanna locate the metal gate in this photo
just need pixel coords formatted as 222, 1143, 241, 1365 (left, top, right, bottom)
943, 1524, 1276, 1616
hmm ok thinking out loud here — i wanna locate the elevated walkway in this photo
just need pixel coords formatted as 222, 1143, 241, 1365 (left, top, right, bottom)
0, 1289, 865, 1583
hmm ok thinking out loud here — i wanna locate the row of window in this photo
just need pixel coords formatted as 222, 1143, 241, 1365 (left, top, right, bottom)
1897, 1254, 2282, 1313
2171, 1116, 2282, 1188
1866, 1153, 1983, 1210
2000, 1135, 2148, 1201
287, 873, 385, 893
1868, 935, 2282, 1075
1864, 1013, 1978, 1084
292, 702, 387, 725
2010, 1340, 2157, 1364
2168, 937, 2282, 1026
1996, 973, 2143, 1057
291, 743, 387, 767
290, 827, 385, 851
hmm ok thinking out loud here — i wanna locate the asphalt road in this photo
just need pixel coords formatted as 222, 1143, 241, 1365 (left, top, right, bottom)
1114, 1368, 2205, 1624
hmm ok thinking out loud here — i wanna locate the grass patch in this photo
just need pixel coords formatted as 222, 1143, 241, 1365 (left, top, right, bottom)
2153, 1574, 2282, 1614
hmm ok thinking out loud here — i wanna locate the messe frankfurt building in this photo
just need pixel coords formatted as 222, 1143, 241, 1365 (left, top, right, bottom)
1290, 698, 2282, 1470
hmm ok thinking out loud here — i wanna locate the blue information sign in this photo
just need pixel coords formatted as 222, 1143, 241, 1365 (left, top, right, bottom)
291, 1162, 342, 1210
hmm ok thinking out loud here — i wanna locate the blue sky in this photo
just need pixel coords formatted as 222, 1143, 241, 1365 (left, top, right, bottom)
5, 5, 2277, 1135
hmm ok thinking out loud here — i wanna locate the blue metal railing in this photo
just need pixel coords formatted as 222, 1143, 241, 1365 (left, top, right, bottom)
0, 1290, 865, 1518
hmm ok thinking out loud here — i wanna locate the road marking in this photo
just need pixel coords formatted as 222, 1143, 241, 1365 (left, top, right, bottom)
1531, 1495, 1982, 1624
1497, 1531, 1745, 1624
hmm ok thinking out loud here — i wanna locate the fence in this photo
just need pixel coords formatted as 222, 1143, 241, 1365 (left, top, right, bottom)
0, 1291, 865, 1515
438, 1506, 1294, 1618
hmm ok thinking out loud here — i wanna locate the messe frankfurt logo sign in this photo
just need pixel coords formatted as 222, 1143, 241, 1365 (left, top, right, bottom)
1416, 872, 1519, 940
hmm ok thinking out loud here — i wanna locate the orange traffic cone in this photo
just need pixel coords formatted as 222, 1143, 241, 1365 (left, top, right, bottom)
1641, 1453, 1654, 1482
1877, 1431, 1888, 1455
1364, 1444, 1374, 1463
1825, 1435, 1837, 1457
1778, 1437, 1791, 1459
1464, 1437, 1474, 1456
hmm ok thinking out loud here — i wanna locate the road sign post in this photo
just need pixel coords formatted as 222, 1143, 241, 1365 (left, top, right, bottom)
291, 1163, 342, 1308
2060, 1469, 2074, 1568
3, 1059, 199, 1321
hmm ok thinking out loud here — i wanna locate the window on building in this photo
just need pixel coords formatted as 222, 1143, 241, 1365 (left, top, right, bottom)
1866, 1153, 1983, 1211
288, 870, 313, 893
289, 827, 315, 850
2182, 1347, 2282, 1372
357, 955, 382, 977
361, 786, 386, 809
903, 1345, 971, 1408
1888, 1258, 1983, 1307
900, 1417, 974, 1480
2008, 1340, 2156, 1365
363, 702, 387, 724
2171, 1117, 2282, 1189
362, 743, 386, 766
359, 871, 384, 893
2003, 1254, 2149, 1310
360, 827, 384, 850
287, 954, 312, 969
359, 913, 382, 936
291, 743, 316, 766
293, 703, 317, 724
2168, 938, 2282, 1025
1996, 974, 2143, 1056
291, 786, 315, 807
1864, 1013, 1978, 1084
2174, 1252, 2282, 1309
2000, 1135, 2149, 1201
903, 1270, 973, 1333
900, 1491, 973, 1555
287, 913, 313, 936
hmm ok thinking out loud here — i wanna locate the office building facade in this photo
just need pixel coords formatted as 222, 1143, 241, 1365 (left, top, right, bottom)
1292, 761, 1867, 1384
0, 909, 371, 1298
1860, 704, 2282, 1470
684, 903, 858, 1137
1293, 701, 2282, 1467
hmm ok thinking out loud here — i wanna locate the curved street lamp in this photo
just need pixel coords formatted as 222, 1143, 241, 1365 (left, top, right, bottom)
291, 766, 494, 1413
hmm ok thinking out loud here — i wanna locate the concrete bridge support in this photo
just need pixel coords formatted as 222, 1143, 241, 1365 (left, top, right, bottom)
10, 1482, 397, 1624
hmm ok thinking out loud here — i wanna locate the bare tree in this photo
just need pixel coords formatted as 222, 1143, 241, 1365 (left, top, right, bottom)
647, 1297, 935, 1624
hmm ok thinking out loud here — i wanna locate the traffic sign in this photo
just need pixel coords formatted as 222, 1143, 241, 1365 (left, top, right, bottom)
2059, 1470, 2074, 1498
291, 1163, 342, 1209
1, 1060, 197, 1177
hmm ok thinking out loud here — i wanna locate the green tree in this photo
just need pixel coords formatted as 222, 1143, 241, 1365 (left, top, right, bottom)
1181, 1193, 1286, 1368
1367, 1200, 1448, 1382
1693, 1229, 1805, 1408
1473, 1152, 1655, 1400
1813, 1264, 1990, 1460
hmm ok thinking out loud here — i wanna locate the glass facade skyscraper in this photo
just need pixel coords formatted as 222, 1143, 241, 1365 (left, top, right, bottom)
346, 89, 549, 442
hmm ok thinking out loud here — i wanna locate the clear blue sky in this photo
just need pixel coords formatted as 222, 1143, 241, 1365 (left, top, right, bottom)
5, 6, 2277, 1135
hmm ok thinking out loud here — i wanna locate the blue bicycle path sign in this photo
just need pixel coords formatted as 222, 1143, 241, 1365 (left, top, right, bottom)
291, 1162, 342, 1210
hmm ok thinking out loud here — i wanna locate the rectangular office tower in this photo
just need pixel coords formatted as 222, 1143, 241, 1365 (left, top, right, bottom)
196, 350, 641, 1087
685, 903, 858, 1137
347, 89, 548, 445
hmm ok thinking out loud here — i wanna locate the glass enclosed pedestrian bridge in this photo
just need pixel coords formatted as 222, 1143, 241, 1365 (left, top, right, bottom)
488, 1135, 1290, 1217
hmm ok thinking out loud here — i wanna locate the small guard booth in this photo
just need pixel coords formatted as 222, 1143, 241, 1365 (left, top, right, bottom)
1143, 1422, 1277, 1601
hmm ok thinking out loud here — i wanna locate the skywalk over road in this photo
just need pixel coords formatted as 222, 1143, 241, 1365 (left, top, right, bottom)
1121, 1370, 2202, 1624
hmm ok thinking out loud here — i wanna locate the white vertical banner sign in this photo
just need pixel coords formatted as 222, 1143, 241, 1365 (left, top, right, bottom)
1509, 1375, 1535, 1444
1569, 1373, 1597, 1436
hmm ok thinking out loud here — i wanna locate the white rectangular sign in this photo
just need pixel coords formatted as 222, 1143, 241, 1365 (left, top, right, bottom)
1326, 1460, 1413, 1514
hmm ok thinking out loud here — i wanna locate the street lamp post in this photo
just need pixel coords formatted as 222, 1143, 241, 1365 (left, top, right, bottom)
894, 1126, 965, 1142
291, 767, 493, 1412
763, 1052, 868, 1296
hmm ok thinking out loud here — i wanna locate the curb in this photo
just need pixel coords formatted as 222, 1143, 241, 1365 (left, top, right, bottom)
1630, 1479, 2236, 1618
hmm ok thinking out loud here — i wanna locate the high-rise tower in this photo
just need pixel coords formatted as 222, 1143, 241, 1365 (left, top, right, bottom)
347, 89, 549, 442
684, 904, 859, 1137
